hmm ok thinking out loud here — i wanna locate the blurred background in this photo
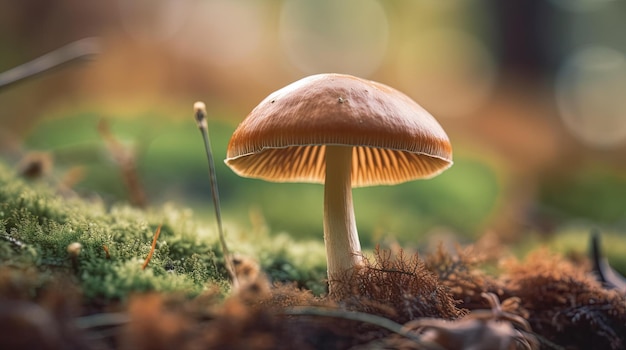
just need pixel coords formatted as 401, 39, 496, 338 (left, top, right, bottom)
1, 0, 626, 259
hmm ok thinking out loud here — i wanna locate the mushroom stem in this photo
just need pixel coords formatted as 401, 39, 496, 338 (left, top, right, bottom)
324, 145, 362, 292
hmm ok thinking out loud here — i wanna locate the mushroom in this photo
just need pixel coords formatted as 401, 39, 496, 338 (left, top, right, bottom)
225, 73, 452, 294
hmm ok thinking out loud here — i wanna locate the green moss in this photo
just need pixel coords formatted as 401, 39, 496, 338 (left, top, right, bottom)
0, 162, 226, 300
0, 163, 227, 299
0, 161, 328, 301
248, 233, 328, 295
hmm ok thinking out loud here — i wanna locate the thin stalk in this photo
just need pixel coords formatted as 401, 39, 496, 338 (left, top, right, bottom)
0, 37, 100, 91
194, 102, 239, 290
324, 145, 362, 294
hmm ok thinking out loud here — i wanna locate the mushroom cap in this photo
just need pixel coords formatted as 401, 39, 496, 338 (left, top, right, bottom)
225, 73, 452, 187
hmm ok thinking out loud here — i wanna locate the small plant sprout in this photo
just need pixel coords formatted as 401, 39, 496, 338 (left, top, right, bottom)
193, 101, 239, 290
67, 242, 82, 271
224, 74, 452, 295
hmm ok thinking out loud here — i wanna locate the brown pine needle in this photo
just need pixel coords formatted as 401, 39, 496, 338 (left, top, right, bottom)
142, 225, 161, 270
103, 244, 111, 260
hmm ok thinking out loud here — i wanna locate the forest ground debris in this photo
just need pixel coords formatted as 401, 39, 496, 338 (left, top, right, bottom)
1, 161, 626, 349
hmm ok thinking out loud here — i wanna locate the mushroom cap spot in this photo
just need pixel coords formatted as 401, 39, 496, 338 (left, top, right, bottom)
225, 73, 453, 187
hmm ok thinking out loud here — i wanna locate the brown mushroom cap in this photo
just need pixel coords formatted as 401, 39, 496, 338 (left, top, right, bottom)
225, 73, 452, 187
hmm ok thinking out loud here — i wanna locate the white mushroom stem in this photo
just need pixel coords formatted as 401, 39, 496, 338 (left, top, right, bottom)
324, 145, 363, 289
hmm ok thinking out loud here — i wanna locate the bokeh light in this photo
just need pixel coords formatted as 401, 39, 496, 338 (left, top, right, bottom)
555, 46, 626, 149
118, 0, 190, 43
170, 0, 269, 67
119, 0, 269, 67
395, 28, 496, 118
279, 0, 389, 77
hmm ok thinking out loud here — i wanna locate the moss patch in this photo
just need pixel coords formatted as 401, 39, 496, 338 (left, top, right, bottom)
0, 161, 327, 301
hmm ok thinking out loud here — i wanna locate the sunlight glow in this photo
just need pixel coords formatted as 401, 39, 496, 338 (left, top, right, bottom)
172, 0, 268, 66
279, 0, 389, 77
555, 46, 626, 148
118, 0, 189, 43
395, 28, 496, 118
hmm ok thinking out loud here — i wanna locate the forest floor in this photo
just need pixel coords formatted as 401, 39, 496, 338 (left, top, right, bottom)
1, 162, 625, 350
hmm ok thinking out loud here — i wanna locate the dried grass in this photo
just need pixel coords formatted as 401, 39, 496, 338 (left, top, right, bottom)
501, 249, 626, 349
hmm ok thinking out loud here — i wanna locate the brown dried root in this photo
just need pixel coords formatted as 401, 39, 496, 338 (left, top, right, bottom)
502, 249, 626, 350
426, 243, 503, 310
333, 247, 463, 326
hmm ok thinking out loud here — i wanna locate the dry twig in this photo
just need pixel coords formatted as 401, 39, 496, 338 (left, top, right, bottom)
142, 225, 161, 270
